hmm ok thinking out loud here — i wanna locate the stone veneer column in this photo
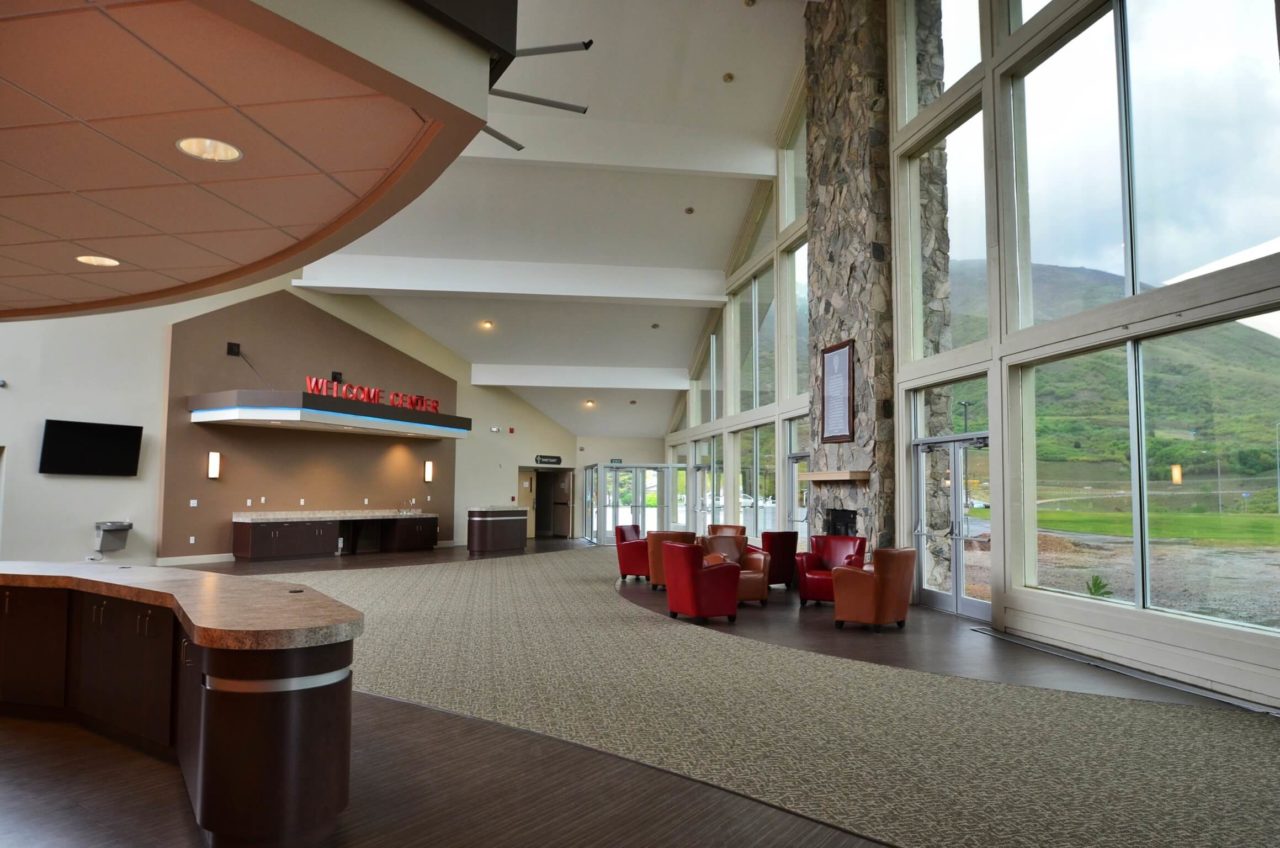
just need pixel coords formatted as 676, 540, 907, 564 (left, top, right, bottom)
804, 0, 895, 549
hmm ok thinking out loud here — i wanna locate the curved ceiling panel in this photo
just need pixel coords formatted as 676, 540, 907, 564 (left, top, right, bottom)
0, 0, 485, 319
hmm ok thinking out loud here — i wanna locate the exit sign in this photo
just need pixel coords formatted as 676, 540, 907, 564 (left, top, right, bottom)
609, 458, 623, 464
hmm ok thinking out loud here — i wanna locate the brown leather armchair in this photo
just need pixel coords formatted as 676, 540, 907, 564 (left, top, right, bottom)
699, 535, 769, 606
646, 531, 696, 590
832, 547, 916, 631
705, 524, 746, 537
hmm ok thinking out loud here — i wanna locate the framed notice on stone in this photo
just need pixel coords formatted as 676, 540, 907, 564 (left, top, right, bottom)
820, 339, 853, 443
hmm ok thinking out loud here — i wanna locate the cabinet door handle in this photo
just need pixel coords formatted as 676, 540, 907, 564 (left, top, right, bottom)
136, 613, 142, 635
91, 603, 99, 626
3, 591, 9, 616
144, 612, 151, 638
180, 638, 191, 666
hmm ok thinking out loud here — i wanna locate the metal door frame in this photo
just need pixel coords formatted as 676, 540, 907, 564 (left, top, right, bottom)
913, 433, 992, 621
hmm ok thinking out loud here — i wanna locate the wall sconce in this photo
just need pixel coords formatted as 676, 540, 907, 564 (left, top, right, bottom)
1171, 464, 1183, 485
208, 451, 222, 480
423, 460, 434, 483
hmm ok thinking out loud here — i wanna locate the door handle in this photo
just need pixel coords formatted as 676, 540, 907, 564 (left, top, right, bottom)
2, 591, 8, 615
144, 612, 151, 638
180, 638, 191, 666
136, 613, 142, 635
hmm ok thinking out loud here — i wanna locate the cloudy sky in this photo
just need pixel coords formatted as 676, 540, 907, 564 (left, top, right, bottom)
936, 0, 1279, 293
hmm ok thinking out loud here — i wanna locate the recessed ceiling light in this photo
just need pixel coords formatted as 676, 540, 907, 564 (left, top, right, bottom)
629, 400, 637, 405
480, 319, 494, 330
684, 207, 695, 215
651, 323, 660, 329
176, 137, 243, 162
585, 400, 596, 408
76, 255, 119, 267
722, 72, 735, 83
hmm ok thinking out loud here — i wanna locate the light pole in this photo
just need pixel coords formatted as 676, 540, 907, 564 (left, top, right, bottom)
958, 400, 972, 433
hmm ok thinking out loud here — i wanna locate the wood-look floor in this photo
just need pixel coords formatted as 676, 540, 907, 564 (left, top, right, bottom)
0, 692, 884, 848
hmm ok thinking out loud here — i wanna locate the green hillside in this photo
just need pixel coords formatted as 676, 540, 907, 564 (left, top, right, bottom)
943, 260, 1280, 503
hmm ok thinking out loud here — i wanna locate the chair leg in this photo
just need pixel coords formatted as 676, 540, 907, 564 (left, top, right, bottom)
873, 624, 882, 633
897, 620, 906, 629
799, 599, 807, 607
760, 598, 768, 608
650, 584, 657, 591
728, 615, 736, 624
669, 611, 677, 618
835, 620, 844, 629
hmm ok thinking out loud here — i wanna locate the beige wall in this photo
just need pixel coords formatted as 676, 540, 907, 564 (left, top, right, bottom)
0, 275, 577, 563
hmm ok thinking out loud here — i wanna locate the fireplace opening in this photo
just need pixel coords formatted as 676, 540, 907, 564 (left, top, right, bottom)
826, 508, 857, 537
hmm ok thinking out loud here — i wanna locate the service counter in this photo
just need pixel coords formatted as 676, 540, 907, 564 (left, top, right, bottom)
467, 506, 527, 554
0, 562, 363, 848
232, 509, 438, 560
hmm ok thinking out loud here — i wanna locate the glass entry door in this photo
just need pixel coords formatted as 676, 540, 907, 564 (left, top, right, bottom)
914, 436, 991, 620
692, 463, 712, 534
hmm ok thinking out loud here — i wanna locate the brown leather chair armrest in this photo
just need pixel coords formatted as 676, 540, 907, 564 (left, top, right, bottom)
740, 549, 769, 574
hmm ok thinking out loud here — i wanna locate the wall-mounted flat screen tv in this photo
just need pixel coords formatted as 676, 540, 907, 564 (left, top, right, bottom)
39, 419, 143, 477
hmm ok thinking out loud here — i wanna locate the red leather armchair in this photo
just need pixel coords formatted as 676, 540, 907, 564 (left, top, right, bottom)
796, 535, 867, 606
663, 542, 740, 623
833, 547, 916, 630
615, 525, 649, 581
757, 531, 798, 588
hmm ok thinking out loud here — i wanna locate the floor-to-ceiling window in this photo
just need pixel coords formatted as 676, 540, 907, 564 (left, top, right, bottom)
892, 0, 1280, 699
736, 423, 777, 537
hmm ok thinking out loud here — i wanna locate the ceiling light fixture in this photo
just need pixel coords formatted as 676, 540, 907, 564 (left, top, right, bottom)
480, 319, 494, 330
684, 207, 695, 215
585, 400, 596, 408
722, 72, 735, 83
176, 137, 243, 162
76, 255, 119, 267
629, 400, 637, 406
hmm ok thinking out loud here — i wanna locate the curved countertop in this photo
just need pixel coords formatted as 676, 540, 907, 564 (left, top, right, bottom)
0, 562, 362, 651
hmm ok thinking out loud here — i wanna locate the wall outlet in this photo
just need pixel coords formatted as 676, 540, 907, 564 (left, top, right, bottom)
410, 497, 416, 505
189, 498, 198, 508
426, 495, 431, 502
299, 498, 306, 506
363, 497, 369, 505
188, 536, 196, 544
260, 496, 267, 504
246, 498, 253, 507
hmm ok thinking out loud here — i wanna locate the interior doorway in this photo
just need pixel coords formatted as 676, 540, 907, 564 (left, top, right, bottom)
517, 469, 536, 538
913, 435, 992, 620
535, 469, 573, 538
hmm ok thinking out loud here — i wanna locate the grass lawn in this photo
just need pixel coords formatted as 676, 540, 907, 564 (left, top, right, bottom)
967, 507, 1280, 546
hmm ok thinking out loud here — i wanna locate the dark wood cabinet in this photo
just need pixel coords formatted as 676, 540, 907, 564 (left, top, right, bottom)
234, 521, 341, 560
70, 593, 173, 746
381, 516, 439, 552
0, 587, 69, 708
175, 633, 205, 808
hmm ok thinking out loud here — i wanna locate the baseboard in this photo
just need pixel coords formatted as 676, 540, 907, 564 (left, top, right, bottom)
155, 552, 236, 566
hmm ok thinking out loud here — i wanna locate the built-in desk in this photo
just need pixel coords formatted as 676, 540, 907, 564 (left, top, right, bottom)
0, 562, 362, 848
232, 509, 438, 560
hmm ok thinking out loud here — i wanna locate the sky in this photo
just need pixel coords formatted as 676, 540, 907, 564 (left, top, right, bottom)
934, 0, 1279, 291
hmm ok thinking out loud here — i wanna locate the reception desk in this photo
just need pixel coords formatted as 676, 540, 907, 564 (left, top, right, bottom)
0, 562, 362, 848
467, 506, 527, 554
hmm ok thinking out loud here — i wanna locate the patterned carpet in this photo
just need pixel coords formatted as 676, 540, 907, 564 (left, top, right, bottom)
285, 547, 1280, 848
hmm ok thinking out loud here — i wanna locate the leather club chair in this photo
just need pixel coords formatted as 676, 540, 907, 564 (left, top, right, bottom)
614, 524, 649, 582
700, 534, 769, 606
705, 524, 746, 537
757, 531, 798, 588
833, 547, 917, 631
796, 535, 867, 606
646, 531, 697, 590
663, 542, 740, 623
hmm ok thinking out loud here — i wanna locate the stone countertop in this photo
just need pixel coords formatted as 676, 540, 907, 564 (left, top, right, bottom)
232, 509, 437, 523
467, 506, 528, 513
0, 562, 363, 651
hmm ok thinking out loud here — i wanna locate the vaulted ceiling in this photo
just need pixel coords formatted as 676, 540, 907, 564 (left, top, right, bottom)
299, 0, 807, 438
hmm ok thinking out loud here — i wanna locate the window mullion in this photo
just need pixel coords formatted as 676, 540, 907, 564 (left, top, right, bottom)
1111, 0, 1139, 300
1125, 339, 1148, 608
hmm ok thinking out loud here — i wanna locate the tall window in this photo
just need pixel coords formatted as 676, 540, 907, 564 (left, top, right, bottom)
737, 424, 777, 537
907, 0, 981, 120
1026, 345, 1136, 604
782, 118, 808, 227
787, 417, 810, 543
735, 266, 776, 412
790, 242, 810, 395
910, 111, 988, 358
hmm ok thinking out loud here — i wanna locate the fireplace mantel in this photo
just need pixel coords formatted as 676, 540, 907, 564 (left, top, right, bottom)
797, 470, 870, 483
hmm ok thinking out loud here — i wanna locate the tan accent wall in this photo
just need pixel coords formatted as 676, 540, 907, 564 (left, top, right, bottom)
160, 290, 458, 557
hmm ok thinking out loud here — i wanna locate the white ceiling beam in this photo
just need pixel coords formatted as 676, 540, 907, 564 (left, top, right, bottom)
472, 364, 688, 390
295, 256, 727, 307
463, 113, 777, 179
